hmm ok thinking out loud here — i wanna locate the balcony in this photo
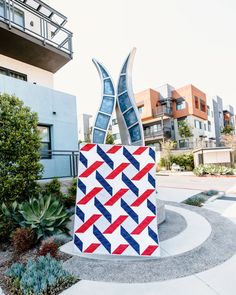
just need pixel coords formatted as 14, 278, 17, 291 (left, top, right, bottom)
152, 105, 172, 117
144, 127, 171, 141
0, 0, 73, 73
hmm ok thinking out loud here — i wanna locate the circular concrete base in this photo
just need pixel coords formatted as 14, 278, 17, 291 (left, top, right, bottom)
157, 199, 165, 225
62, 202, 236, 283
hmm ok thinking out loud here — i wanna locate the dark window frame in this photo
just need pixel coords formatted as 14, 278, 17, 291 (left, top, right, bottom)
176, 97, 186, 111
0, 66, 27, 81
38, 124, 52, 160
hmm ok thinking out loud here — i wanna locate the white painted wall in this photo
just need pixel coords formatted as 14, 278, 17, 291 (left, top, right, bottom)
194, 150, 231, 166
0, 55, 54, 88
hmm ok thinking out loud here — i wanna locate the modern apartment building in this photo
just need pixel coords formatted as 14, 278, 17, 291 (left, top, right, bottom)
0, 0, 78, 178
78, 113, 92, 142
111, 83, 234, 150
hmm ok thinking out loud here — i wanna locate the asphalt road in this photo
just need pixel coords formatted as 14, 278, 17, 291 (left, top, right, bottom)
157, 174, 236, 193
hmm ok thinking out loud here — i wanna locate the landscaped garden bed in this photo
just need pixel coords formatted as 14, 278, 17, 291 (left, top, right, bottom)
183, 190, 221, 207
193, 164, 235, 177
0, 178, 78, 295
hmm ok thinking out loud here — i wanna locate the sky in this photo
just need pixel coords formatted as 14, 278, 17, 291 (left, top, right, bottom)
53, 0, 236, 117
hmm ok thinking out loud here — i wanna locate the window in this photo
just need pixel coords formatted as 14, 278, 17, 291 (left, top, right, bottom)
208, 121, 211, 132
0, 66, 27, 81
207, 106, 210, 116
194, 96, 199, 109
194, 120, 202, 129
176, 98, 186, 110
112, 118, 118, 125
0, 1, 24, 28
200, 99, 206, 112
37, 125, 51, 159
138, 105, 144, 114
179, 139, 189, 148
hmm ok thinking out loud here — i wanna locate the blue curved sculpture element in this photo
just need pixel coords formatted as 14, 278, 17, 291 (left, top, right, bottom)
92, 59, 116, 144
116, 48, 144, 146
92, 48, 145, 146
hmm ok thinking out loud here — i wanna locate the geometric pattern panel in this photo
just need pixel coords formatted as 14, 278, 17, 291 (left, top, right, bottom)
74, 143, 160, 257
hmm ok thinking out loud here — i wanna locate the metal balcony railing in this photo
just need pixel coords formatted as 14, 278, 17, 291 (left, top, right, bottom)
152, 106, 172, 117
144, 127, 171, 140
0, 0, 73, 56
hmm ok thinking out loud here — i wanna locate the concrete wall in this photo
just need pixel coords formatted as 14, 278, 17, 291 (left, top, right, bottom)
194, 150, 231, 166
0, 54, 54, 88
0, 74, 78, 178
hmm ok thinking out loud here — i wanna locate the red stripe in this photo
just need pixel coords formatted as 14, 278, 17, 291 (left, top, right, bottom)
131, 189, 155, 207
81, 144, 96, 151
131, 216, 155, 235
132, 163, 155, 180
104, 188, 129, 206
84, 243, 100, 253
133, 147, 148, 155
107, 145, 122, 154
112, 244, 129, 255
141, 245, 158, 256
78, 187, 103, 205
79, 161, 104, 177
75, 214, 102, 233
106, 163, 130, 179
103, 216, 128, 234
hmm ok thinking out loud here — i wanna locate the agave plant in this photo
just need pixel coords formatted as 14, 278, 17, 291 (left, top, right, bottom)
20, 195, 71, 240
1, 201, 24, 226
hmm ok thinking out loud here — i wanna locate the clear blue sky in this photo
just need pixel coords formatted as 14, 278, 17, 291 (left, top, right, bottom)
53, 0, 236, 116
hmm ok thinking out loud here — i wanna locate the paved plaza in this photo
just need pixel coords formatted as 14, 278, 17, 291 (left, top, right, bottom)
59, 175, 236, 295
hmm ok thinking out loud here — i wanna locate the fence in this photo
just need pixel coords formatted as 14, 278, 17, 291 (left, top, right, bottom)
40, 150, 79, 179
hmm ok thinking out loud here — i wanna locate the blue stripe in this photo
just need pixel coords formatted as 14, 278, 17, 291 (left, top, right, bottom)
74, 235, 83, 252
123, 147, 140, 170
147, 199, 156, 215
76, 206, 85, 222
121, 226, 140, 254
93, 225, 111, 253
148, 226, 159, 244
79, 152, 88, 168
148, 173, 156, 188
97, 145, 114, 169
121, 199, 139, 224
78, 179, 86, 194
122, 173, 139, 196
94, 198, 112, 223
96, 171, 113, 195
149, 148, 155, 162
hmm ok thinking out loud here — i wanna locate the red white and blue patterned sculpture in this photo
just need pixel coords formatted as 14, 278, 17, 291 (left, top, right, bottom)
74, 49, 160, 257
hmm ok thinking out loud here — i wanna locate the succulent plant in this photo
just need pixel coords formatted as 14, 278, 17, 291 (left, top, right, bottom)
5, 255, 77, 295
20, 195, 71, 240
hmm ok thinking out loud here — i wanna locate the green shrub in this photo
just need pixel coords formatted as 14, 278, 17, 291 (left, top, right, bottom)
194, 164, 234, 176
42, 178, 63, 199
62, 178, 77, 208
68, 178, 77, 197
0, 93, 43, 205
183, 197, 205, 207
5, 254, 77, 295
170, 153, 194, 170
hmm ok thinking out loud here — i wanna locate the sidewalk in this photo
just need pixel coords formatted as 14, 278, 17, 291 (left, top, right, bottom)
61, 183, 236, 295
